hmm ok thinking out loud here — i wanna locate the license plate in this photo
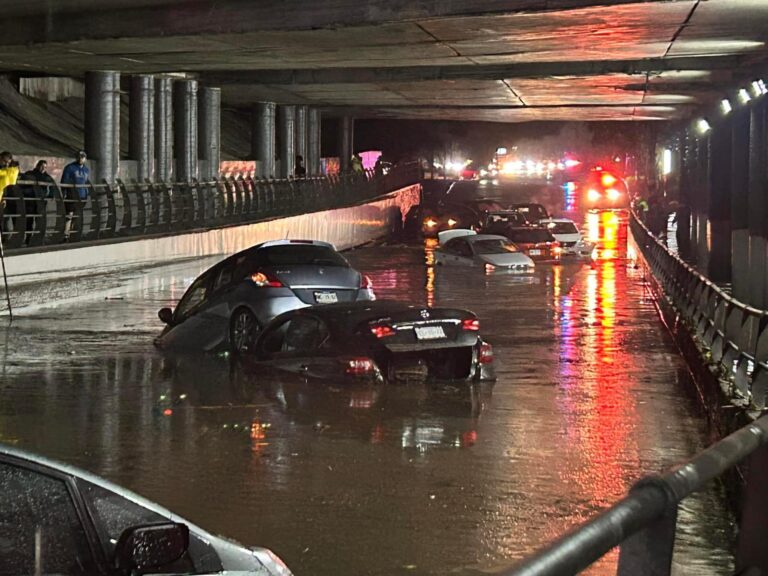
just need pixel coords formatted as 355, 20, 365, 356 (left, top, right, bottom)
415, 326, 446, 340
314, 292, 338, 304
529, 249, 541, 256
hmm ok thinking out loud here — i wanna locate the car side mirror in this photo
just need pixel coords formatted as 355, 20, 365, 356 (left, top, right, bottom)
158, 307, 174, 324
114, 522, 189, 574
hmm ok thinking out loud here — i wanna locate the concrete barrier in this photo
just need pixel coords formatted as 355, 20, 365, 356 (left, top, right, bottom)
2, 184, 420, 313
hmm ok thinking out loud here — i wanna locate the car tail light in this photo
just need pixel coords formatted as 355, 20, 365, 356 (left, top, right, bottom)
345, 357, 377, 376
553, 243, 563, 256
360, 274, 373, 290
462, 318, 480, 331
250, 271, 283, 288
479, 342, 494, 364
370, 322, 395, 338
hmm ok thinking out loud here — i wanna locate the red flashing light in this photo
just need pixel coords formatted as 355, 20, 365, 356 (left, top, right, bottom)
462, 318, 480, 331
250, 271, 283, 288
370, 323, 395, 338
479, 342, 494, 364
601, 173, 617, 187
345, 357, 377, 376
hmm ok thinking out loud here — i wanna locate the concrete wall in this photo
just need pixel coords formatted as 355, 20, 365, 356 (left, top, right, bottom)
2, 184, 420, 313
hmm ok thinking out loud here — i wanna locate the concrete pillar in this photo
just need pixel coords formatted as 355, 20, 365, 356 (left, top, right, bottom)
695, 134, 710, 268
308, 108, 321, 175
707, 115, 732, 282
173, 79, 198, 182
279, 105, 296, 179
251, 102, 276, 178
198, 86, 221, 181
129, 75, 155, 181
84, 71, 120, 183
339, 116, 353, 172
295, 105, 308, 175
677, 127, 693, 258
155, 77, 173, 182
731, 106, 751, 302
748, 97, 768, 307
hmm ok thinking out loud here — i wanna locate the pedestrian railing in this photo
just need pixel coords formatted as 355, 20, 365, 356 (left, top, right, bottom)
0, 163, 420, 250
503, 415, 768, 576
630, 212, 768, 411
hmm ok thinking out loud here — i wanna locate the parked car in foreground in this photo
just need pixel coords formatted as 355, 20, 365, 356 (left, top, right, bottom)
538, 218, 594, 257
434, 229, 535, 272
155, 240, 375, 354
0, 443, 292, 576
241, 301, 496, 384
502, 227, 562, 262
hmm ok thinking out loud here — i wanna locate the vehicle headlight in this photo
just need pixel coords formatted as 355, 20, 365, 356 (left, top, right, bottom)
447, 218, 458, 227
587, 189, 601, 202
424, 218, 438, 228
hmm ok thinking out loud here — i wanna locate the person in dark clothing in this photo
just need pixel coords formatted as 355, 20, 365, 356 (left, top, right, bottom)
647, 195, 668, 242
60, 150, 90, 239
295, 155, 306, 178
20, 160, 55, 244
672, 203, 691, 257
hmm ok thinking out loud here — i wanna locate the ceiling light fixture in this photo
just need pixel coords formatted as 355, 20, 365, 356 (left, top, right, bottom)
739, 88, 752, 104
697, 118, 712, 134
721, 99, 732, 114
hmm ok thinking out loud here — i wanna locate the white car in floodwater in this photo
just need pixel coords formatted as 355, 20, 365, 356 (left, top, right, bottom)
434, 229, 535, 271
538, 218, 594, 257
0, 443, 293, 576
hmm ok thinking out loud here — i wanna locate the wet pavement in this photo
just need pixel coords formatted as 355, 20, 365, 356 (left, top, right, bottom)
0, 180, 734, 576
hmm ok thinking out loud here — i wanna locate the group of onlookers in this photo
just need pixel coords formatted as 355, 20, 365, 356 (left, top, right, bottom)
0, 150, 90, 243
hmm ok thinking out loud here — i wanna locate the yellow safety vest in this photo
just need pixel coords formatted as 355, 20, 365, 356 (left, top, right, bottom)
0, 165, 20, 202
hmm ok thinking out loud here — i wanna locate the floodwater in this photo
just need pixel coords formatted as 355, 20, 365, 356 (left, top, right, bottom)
0, 180, 734, 576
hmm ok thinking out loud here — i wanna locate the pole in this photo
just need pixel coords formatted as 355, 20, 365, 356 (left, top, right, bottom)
0, 230, 12, 322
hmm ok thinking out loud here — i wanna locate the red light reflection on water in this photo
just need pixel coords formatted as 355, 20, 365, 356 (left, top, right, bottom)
556, 260, 639, 507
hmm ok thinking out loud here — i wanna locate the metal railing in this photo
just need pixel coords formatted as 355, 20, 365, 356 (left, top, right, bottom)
504, 415, 768, 575
630, 213, 768, 410
0, 163, 420, 250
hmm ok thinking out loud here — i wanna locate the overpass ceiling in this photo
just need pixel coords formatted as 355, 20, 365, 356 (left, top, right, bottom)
0, 0, 767, 122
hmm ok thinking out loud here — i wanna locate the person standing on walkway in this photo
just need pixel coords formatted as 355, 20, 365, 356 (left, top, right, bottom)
0, 151, 20, 232
60, 150, 90, 239
295, 155, 306, 178
21, 160, 55, 244
351, 153, 364, 174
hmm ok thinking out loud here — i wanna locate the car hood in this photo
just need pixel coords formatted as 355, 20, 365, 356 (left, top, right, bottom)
480, 253, 535, 267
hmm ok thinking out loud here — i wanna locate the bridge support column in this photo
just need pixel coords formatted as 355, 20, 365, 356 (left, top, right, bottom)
676, 128, 693, 259
308, 108, 321, 175
251, 102, 276, 178
279, 105, 296, 179
731, 105, 751, 302
694, 134, 710, 268
748, 97, 768, 307
295, 105, 308, 175
339, 116, 354, 172
173, 79, 198, 182
85, 71, 120, 183
198, 86, 221, 181
129, 75, 155, 181
707, 114, 732, 282
154, 77, 173, 182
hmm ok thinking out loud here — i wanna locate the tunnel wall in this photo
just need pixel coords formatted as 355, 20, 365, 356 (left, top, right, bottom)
2, 184, 420, 313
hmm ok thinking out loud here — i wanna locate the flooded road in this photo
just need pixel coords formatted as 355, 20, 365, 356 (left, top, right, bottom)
0, 184, 734, 575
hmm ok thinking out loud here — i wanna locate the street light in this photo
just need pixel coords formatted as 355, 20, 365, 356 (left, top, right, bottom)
720, 99, 732, 114
697, 118, 711, 134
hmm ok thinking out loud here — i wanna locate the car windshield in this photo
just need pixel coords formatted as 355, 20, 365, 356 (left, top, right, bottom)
259, 245, 349, 267
514, 205, 548, 220
472, 239, 518, 254
546, 222, 579, 235
487, 212, 526, 226
507, 228, 555, 243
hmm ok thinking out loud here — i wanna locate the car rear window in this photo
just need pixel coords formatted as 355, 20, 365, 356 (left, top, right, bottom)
546, 222, 579, 234
258, 245, 349, 267
507, 229, 555, 243
472, 239, 518, 254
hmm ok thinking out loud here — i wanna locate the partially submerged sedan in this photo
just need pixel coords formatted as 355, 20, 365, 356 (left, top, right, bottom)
241, 301, 496, 384
0, 443, 292, 576
156, 240, 375, 353
502, 227, 562, 262
539, 218, 594, 257
434, 229, 535, 272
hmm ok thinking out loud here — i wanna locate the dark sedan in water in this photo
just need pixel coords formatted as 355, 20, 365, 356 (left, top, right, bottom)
155, 240, 375, 353
241, 301, 496, 384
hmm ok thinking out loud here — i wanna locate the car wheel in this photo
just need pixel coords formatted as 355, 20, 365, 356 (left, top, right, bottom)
230, 307, 259, 354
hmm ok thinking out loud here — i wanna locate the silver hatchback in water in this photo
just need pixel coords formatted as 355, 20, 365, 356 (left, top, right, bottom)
156, 240, 375, 353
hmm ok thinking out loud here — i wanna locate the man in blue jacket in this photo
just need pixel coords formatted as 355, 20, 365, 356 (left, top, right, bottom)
61, 150, 90, 200
60, 150, 90, 239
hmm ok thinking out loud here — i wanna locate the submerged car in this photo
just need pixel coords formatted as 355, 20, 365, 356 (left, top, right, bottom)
0, 443, 292, 576
502, 227, 562, 262
508, 203, 550, 223
241, 301, 496, 384
480, 210, 530, 235
539, 218, 594, 257
434, 229, 535, 272
155, 240, 375, 353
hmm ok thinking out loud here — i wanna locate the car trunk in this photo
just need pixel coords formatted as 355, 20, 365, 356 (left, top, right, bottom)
386, 347, 475, 382
273, 265, 362, 305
